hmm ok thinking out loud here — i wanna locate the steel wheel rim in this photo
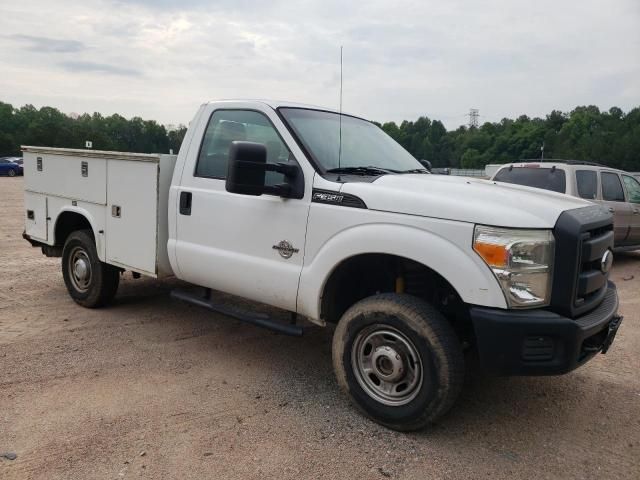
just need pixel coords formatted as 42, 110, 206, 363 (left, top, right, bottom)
68, 246, 92, 292
351, 324, 423, 406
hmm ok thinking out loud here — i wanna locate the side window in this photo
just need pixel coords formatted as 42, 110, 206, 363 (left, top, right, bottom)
195, 110, 291, 186
601, 172, 625, 202
622, 175, 640, 203
575, 170, 597, 199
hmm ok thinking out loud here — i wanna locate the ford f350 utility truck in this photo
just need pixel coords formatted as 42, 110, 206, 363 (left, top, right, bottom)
22, 100, 623, 431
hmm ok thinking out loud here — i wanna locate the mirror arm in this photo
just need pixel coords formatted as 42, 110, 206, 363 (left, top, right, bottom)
263, 183, 292, 197
265, 162, 299, 178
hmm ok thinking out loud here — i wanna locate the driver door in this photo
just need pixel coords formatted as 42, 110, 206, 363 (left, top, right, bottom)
174, 106, 311, 312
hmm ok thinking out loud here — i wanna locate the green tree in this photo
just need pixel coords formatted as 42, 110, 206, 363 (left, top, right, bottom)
1, 100, 638, 172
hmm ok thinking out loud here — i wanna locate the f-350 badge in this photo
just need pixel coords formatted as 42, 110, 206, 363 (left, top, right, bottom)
273, 240, 299, 259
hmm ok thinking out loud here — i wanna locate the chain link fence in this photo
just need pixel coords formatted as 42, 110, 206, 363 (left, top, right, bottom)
431, 168, 488, 177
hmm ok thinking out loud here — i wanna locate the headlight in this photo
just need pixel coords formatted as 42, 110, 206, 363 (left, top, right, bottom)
473, 225, 555, 308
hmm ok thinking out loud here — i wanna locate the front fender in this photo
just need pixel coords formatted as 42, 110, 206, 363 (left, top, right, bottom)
296, 221, 506, 321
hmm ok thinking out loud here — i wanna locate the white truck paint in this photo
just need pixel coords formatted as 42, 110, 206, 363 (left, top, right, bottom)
23, 147, 176, 278
23, 100, 622, 431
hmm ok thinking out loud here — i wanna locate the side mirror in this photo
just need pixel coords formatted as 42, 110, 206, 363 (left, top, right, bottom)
226, 141, 268, 196
226, 141, 301, 197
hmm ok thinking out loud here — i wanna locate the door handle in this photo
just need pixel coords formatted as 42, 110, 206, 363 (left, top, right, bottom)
608, 207, 614, 213
179, 191, 192, 215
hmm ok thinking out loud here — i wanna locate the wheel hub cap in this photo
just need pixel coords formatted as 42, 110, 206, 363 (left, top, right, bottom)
351, 325, 423, 406
74, 258, 89, 282
68, 247, 92, 292
372, 345, 404, 382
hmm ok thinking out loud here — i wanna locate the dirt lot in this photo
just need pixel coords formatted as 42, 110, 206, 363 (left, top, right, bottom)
1, 176, 639, 480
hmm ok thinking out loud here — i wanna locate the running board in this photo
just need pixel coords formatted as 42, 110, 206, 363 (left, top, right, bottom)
170, 288, 304, 336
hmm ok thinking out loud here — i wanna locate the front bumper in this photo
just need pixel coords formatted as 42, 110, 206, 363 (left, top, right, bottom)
470, 283, 622, 375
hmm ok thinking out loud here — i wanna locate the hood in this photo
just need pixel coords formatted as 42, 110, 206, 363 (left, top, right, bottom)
341, 174, 592, 228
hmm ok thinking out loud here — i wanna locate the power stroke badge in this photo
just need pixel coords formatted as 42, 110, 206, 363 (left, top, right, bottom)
273, 240, 299, 259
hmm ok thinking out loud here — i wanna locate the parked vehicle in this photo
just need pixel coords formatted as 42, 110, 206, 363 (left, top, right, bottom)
0, 157, 23, 176
22, 101, 623, 431
492, 161, 640, 252
484, 164, 503, 178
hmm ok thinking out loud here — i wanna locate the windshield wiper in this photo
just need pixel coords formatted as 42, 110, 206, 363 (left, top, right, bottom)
326, 166, 399, 175
398, 168, 430, 174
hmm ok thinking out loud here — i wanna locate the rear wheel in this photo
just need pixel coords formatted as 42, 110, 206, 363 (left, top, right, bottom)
8, 169, 16, 177
332, 293, 464, 431
62, 229, 119, 307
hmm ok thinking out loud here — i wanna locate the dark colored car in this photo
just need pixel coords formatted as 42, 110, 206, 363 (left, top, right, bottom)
0, 157, 23, 176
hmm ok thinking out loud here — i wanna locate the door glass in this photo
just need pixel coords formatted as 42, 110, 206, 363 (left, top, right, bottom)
195, 110, 291, 186
575, 170, 597, 199
601, 172, 625, 202
622, 175, 640, 203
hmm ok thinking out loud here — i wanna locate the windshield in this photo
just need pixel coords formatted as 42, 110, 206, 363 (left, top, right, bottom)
280, 108, 423, 173
494, 166, 567, 194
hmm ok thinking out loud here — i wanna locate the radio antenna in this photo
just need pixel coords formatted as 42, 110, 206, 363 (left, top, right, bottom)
338, 45, 343, 169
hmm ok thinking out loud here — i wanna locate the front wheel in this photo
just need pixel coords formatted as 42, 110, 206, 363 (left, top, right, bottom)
8, 169, 16, 177
332, 294, 464, 431
62, 229, 119, 308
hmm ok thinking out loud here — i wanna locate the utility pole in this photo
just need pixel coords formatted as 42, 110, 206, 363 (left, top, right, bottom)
468, 108, 479, 128
541, 141, 545, 161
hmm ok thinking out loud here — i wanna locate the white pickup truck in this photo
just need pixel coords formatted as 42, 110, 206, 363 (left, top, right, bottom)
22, 100, 623, 431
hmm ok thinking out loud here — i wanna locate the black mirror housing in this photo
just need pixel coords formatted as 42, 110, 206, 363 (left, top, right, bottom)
226, 141, 267, 196
226, 140, 303, 198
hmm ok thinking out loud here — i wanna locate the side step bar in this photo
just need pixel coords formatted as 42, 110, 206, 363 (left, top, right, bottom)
170, 288, 304, 336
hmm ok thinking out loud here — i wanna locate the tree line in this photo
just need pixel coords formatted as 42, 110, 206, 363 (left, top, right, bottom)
0, 102, 186, 158
1, 101, 638, 171
376, 105, 640, 171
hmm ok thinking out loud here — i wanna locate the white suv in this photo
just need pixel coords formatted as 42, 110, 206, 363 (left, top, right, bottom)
492, 161, 640, 251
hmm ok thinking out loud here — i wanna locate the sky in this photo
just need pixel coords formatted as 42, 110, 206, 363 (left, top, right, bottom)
0, 0, 639, 129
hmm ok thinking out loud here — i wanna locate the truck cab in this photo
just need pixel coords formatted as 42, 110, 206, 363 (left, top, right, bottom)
22, 100, 623, 431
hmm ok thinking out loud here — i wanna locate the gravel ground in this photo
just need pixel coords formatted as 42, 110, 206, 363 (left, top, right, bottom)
1, 176, 639, 479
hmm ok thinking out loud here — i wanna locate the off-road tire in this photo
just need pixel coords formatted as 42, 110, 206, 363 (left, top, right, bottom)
62, 229, 119, 308
332, 293, 464, 431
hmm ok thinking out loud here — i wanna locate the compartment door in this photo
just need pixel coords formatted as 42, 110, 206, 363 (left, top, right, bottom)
106, 160, 159, 275
24, 192, 48, 241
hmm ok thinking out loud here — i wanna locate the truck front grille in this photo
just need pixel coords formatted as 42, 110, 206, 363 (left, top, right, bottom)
550, 205, 614, 318
575, 226, 613, 309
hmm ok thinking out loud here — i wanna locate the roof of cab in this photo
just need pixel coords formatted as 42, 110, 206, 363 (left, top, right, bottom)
205, 99, 358, 117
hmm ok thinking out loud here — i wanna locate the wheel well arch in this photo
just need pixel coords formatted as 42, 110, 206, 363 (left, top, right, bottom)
319, 253, 472, 340
54, 211, 93, 246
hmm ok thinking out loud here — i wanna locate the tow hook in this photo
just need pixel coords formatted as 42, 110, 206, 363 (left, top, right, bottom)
601, 315, 623, 354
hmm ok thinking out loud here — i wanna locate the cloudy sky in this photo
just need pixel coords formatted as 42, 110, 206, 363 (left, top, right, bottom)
1, 0, 638, 129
